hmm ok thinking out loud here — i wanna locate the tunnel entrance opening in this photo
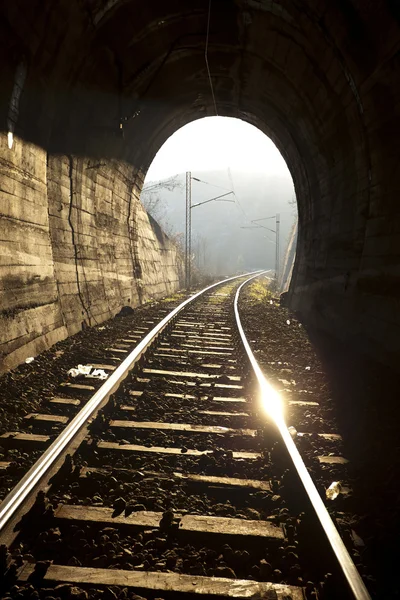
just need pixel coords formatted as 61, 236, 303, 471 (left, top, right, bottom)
140, 116, 297, 288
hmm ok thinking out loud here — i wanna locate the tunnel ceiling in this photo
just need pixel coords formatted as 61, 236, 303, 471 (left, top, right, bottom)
2, 1, 397, 204
1, 0, 400, 368
2, 0, 388, 208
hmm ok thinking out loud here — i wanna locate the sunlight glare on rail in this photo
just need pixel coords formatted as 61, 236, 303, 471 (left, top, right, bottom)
258, 376, 285, 425
235, 273, 371, 600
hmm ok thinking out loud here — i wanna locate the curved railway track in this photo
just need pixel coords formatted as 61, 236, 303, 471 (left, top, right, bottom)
0, 274, 370, 600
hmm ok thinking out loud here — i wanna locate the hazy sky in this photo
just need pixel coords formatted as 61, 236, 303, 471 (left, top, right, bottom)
146, 116, 291, 182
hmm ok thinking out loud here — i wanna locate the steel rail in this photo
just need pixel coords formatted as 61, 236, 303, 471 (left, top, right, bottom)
235, 273, 371, 600
0, 271, 260, 536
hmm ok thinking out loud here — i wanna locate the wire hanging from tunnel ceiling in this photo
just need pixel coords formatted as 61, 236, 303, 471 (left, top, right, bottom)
205, 0, 218, 116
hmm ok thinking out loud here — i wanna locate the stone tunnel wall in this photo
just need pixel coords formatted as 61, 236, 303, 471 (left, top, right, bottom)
1, 0, 400, 374
0, 137, 184, 373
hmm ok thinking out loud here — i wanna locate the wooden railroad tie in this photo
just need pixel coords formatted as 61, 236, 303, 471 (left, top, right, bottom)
53, 504, 284, 541
18, 564, 303, 598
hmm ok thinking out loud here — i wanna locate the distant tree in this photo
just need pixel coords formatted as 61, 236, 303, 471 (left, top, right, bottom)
143, 175, 184, 195
140, 175, 184, 236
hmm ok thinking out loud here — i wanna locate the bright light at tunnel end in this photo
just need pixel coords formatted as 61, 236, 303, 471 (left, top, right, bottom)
7, 131, 14, 149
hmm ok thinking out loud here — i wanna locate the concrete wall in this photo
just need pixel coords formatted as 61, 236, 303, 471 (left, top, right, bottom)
0, 142, 183, 373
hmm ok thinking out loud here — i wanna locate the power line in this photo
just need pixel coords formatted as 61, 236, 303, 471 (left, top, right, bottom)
251, 216, 276, 222
205, 0, 218, 116
191, 191, 234, 208
241, 224, 275, 244
227, 167, 248, 219
192, 177, 231, 192
251, 220, 276, 234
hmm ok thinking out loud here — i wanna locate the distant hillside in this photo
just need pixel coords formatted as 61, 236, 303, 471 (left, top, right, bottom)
141, 168, 296, 276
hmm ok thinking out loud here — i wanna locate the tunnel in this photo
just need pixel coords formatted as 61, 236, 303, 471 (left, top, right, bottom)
1, 2, 400, 595
2, 0, 399, 374
0, 1, 399, 367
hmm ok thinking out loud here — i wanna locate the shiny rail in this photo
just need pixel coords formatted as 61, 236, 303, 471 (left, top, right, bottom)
235, 273, 371, 600
0, 272, 259, 536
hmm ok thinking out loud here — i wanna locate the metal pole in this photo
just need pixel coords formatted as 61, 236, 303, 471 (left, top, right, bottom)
185, 172, 191, 289
275, 213, 280, 282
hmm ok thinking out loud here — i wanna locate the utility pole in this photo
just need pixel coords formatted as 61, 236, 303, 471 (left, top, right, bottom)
275, 213, 280, 282
185, 171, 191, 289
185, 173, 235, 289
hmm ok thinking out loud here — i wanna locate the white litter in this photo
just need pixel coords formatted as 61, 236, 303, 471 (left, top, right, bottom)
305, 366, 311, 370
68, 364, 109, 380
68, 368, 83, 378
68, 364, 92, 377
288, 426, 297, 438
326, 481, 342, 500
286, 319, 291, 325
90, 369, 108, 380
25, 357, 34, 364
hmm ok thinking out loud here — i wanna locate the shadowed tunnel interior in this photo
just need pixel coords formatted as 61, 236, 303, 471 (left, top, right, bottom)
2, 0, 399, 372
1, 0, 400, 594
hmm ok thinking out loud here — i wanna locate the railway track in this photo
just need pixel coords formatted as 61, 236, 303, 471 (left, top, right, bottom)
0, 274, 370, 600
0, 295, 191, 502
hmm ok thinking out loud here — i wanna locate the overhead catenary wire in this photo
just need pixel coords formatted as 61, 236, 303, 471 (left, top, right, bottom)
227, 167, 248, 220
205, 0, 218, 116
251, 221, 276, 234
252, 216, 276, 222
192, 176, 231, 192
241, 225, 275, 244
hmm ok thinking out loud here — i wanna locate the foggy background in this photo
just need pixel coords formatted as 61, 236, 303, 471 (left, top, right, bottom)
140, 117, 297, 277
141, 168, 296, 276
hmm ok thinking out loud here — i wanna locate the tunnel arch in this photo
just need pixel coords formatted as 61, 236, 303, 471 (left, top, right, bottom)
1, 0, 399, 369
140, 114, 297, 280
